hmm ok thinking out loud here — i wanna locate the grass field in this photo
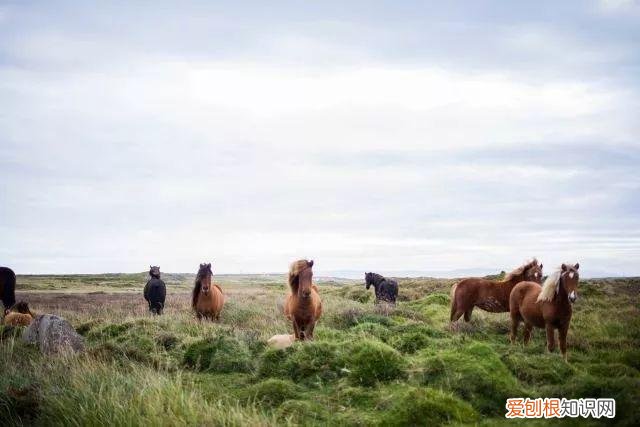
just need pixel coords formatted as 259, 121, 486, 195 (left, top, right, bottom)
1, 274, 639, 426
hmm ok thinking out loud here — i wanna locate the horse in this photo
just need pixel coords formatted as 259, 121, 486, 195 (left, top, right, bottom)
3, 301, 34, 327
0, 267, 16, 314
144, 265, 166, 315
365, 272, 399, 304
192, 263, 224, 320
284, 259, 322, 340
509, 263, 580, 361
450, 259, 543, 323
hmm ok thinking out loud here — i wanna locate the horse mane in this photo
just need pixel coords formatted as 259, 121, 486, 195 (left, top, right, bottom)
502, 258, 538, 283
192, 264, 212, 309
288, 259, 312, 293
368, 273, 385, 285
537, 267, 562, 302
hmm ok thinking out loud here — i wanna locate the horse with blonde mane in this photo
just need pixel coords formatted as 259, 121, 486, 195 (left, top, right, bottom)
284, 259, 322, 340
450, 259, 543, 323
192, 263, 225, 320
509, 263, 580, 361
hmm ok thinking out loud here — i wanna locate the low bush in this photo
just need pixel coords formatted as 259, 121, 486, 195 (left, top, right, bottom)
183, 335, 252, 373
244, 379, 299, 407
380, 387, 478, 426
418, 342, 522, 415
346, 339, 407, 386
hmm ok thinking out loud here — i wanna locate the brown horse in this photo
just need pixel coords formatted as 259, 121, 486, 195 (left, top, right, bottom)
450, 259, 543, 323
192, 263, 224, 320
284, 259, 322, 340
3, 301, 35, 326
510, 263, 580, 361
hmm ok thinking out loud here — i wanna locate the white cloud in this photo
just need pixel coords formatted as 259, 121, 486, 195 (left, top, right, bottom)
1, 3, 639, 275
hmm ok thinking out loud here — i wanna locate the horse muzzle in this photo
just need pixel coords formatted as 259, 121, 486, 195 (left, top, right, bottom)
568, 291, 577, 303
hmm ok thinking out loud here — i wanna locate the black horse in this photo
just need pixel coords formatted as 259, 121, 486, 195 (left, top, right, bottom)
365, 272, 398, 304
0, 266, 16, 314
144, 266, 166, 315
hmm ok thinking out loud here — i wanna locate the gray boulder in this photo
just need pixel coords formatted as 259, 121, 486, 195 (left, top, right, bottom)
23, 314, 84, 354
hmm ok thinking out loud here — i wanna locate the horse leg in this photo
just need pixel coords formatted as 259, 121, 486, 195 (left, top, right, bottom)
545, 324, 556, 353
463, 307, 474, 322
306, 321, 316, 340
523, 323, 533, 346
292, 321, 302, 340
509, 314, 520, 344
558, 323, 569, 362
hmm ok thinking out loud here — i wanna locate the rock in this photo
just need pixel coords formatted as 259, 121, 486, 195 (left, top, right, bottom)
267, 334, 295, 350
22, 314, 85, 354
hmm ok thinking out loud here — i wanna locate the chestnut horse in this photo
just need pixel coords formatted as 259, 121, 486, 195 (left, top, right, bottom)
450, 259, 543, 323
0, 267, 16, 314
284, 259, 322, 340
510, 263, 580, 361
192, 263, 224, 320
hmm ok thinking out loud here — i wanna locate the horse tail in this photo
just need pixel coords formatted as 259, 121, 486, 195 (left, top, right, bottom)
191, 281, 201, 309
450, 283, 459, 321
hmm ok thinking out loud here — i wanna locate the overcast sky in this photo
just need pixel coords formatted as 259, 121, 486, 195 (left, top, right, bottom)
1, 1, 639, 276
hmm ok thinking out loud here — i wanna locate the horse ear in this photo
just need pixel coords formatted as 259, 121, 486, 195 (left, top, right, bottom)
540, 264, 543, 270
308, 260, 314, 267
561, 263, 567, 271
207, 263, 211, 268
574, 263, 579, 270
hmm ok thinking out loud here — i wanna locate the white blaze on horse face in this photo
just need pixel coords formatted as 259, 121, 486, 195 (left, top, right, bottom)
569, 290, 577, 302
569, 272, 575, 279
535, 272, 540, 279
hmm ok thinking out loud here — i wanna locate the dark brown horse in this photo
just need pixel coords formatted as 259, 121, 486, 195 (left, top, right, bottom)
450, 259, 542, 323
0, 267, 16, 314
192, 263, 224, 320
510, 263, 580, 361
284, 259, 322, 340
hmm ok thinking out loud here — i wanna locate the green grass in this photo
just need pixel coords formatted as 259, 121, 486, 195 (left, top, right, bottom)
1, 275, 638, 426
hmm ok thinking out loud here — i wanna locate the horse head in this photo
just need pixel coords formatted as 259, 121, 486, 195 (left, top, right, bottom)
197, 263, 213, 295
297, 260, 314, 299
560, 263, 580, 303
523, 260, 543, 284
149, 265, 161, 278
365, 272, 373, 289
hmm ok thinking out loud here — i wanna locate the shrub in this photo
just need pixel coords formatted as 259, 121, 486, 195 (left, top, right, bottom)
388, 328, 435, 354
545, 373, 640, 426
347, 339, 407, 386
276, 399, 328, 424
381, 387, 478, 426
285, 342, 346, 384
183, 335, 252, 373
155, 333, 180, 350
243, 379, 299, 407
584, 363, 639, 379
418, 342, 522, 415
330, 308, 395, 329
502, 353, 576, 385
350, 322, 391, 341
257, 347, 295, 378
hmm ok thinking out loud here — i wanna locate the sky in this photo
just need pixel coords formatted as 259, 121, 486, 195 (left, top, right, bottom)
1, 0, 639, 277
